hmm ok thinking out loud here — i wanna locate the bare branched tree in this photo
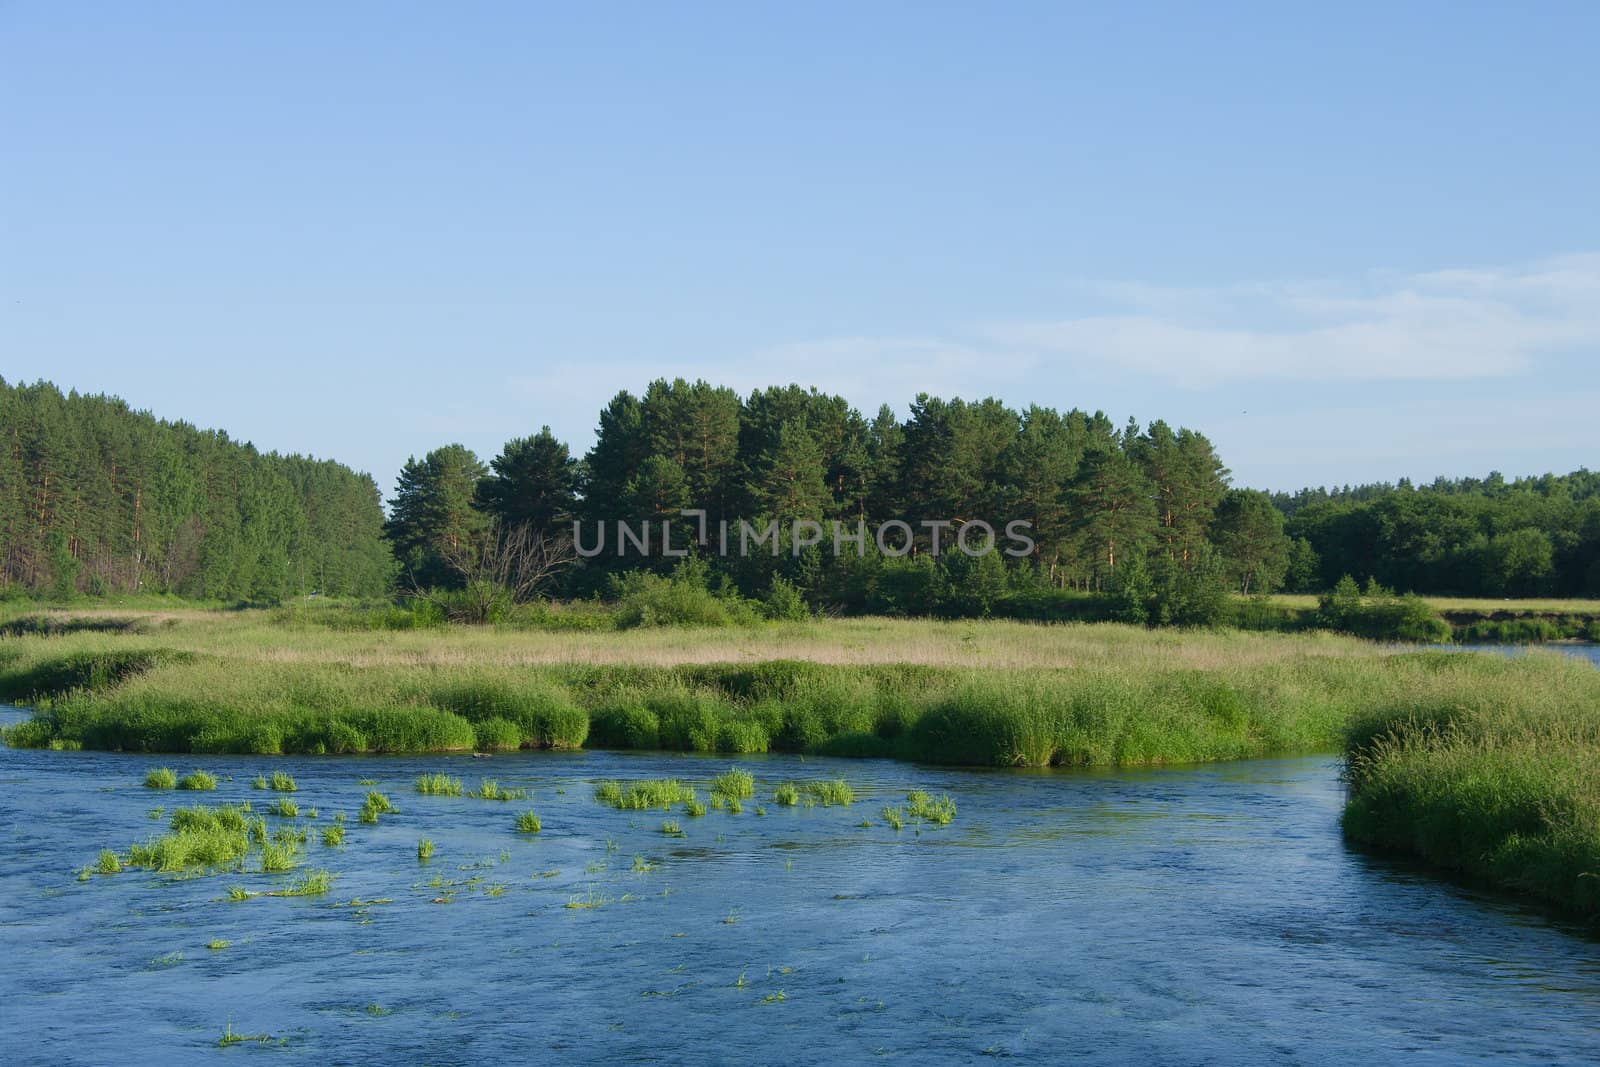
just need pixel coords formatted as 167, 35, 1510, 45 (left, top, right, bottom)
408, 520, 576, 622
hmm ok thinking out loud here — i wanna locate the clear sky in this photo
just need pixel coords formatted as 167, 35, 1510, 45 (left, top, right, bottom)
3, 2, 1596, 498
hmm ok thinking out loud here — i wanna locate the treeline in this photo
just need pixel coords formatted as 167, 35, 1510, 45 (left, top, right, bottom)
1276, 470, 1600, 597
0, 379, 393, 600
387, 378, 1295, 621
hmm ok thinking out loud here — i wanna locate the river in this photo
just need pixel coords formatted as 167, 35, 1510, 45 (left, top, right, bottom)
1, 705, 1596, 1065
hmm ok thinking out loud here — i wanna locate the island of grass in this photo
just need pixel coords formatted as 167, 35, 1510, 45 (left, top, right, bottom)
2, 607, 1597, 922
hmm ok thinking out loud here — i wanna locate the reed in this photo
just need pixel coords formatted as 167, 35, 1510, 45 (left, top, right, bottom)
803, 779, 853, 806
472, 778, 527, 801
415, 772, 464, 796
710, 766, 755, 800
176, 769, 217, 791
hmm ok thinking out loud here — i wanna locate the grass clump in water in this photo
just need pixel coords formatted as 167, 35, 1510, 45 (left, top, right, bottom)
269, 771, 297, 793
207, 939, 230, 951
321, 824, 345, 847
252, 774, 267, 790
177, 769, 217, 791
280, 868, 332, 896
684, 796, 707, 817
258, 841, 297, 873
267, 798, 299, 818
359, 791, 396, 823
804, 779, 853, 806
598, 779, 696, 811
417, 838, 435, 862
218, 1022, 279, 1048
473, 778, 527, 801
127, 806, 254, 873
144, 767, 177, 789
710, 766, 754, 800
515, 811, 542, 834
904, 790, 957, 825
94, 849, 122, 874
773, 782, 800, 806
881, 806, 904, 831
660, 819, 684, 836
415, 773, 464, 796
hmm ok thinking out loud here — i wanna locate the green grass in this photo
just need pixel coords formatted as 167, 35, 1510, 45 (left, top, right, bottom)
321, 824, 345, 847
217, 1022, 279, 1048
359, 791, 396, 823
417, 838, 435, 862
269, 771, 297, 793
515, 810, 542, 833
803, 779, 853, 806
1340, 651, 1600, 923
684, 796, 707, 817
0, 613, 1424, 767
258, 841, 297, 872
143, 767, 177, 789
415, 772, 464, 796
773, 782, 800, 806
660, 819, 683, 836
272, 868, 331, 896
267, 798, 299, 818
176, 769, 217, 791
472, 778, 527, 801
207, 939, 230, 950
94, 848, 122, 874
710, 766, 755, 800
597, 778, 696, 811
904, 790, 957, 825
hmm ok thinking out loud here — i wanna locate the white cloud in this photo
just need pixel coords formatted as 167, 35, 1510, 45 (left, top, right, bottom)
985, 253, 1600, 385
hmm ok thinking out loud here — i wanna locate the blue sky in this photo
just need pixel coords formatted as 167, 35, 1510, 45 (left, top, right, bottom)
3, 2, 1596, 497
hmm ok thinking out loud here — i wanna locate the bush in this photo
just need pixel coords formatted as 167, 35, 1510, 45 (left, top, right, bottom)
1318, 577, 1450, 642
473, 717, 523, 751
762, 576, 809, 621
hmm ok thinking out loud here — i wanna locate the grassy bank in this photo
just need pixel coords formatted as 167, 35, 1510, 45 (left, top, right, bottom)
1341, 654, 1600, 923
0, 607, 1581, 768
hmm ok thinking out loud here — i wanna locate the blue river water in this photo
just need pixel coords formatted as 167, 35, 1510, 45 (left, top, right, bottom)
1, 703, 1597, 1066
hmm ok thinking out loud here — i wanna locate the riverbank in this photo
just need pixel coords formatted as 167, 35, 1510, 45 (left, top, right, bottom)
1340, 662, 1600, 922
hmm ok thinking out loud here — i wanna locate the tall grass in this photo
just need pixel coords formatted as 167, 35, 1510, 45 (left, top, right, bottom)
596, 779, 696, 811
144, 767, 177, 789
515, 810, 542, 833
1340, 651, 1600, 923
711, 767, 754, 800
415, 772, 464, 796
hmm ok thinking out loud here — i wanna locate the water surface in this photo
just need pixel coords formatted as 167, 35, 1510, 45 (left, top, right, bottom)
1, 705, 1596, 1065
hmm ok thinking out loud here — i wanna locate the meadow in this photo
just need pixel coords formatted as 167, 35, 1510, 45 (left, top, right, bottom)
3, 603, 1598, 920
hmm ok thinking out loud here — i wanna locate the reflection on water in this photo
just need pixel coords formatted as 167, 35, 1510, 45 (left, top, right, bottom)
1427, 642, 1600, 667
0, 705, 1597, 1065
